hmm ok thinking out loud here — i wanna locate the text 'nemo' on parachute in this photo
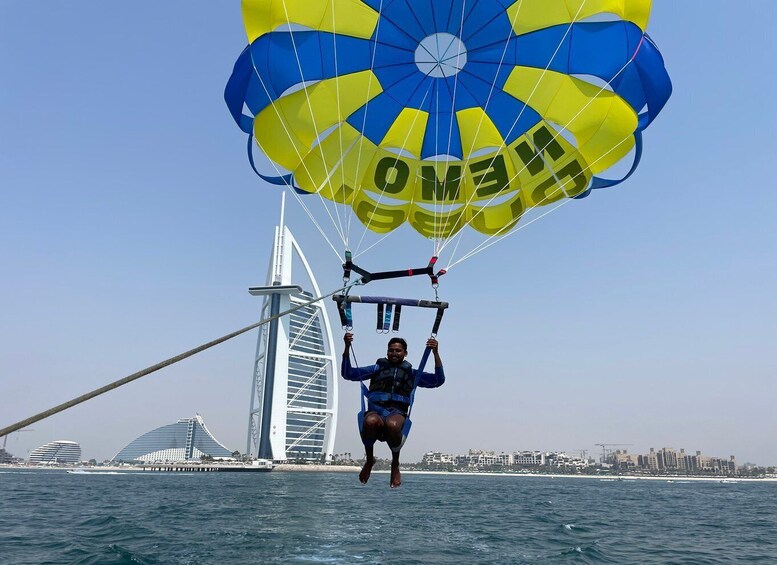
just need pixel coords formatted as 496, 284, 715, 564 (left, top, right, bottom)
225, 0, 671, 241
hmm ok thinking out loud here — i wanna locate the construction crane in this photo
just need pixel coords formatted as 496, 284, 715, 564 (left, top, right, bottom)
595, 443, 633, 465
1, 429, 34, 451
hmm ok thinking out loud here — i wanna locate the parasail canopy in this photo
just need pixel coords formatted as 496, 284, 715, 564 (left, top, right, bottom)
225, 0, 671, 243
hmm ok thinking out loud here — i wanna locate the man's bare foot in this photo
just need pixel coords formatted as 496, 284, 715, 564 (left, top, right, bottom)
390, 463, 401, 488
359, 456, 376, 484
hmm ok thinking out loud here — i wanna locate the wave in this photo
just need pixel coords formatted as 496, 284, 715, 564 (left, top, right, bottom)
559, 542, 618, 563
109, 543, 158, 564
67, 470, 125, 475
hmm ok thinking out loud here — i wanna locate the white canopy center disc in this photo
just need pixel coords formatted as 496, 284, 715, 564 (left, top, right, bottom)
415, 33, 467, 78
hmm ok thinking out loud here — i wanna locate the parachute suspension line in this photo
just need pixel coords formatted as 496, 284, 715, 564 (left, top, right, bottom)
441, 9, 644, 264
245, 58, 348, 259
445, 133, 635, 271
439, 0, 587, 262
345, 0, 463, 258
443, 42, 644, 265
351, 78, 437, 257
283, 189, 344, 263
347, 0, 386, 242
352, 79, 435, 254
465, 0, 580, 162
433, 76, 441, 248
279, 2, 348, 245
444, 0, 468, 162
436, 0, 470, 255
328, 0, 353, 249
351, 230, 398, 262
0, 280, 363, 439
424, 0, 540, 258
439, 0, 583, 261
348, 0, 465, 257
247, 137, 343, 263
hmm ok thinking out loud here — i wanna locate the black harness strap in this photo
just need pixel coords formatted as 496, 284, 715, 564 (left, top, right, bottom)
343, 254, 446, 287
431, 306, 446, 337
392, 304, 402, 332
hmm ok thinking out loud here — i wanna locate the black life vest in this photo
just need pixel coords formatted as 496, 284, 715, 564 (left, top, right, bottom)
368, 358, 415, 403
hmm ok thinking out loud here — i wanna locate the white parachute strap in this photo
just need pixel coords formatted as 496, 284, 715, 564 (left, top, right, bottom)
244, 63, 344, 263
279, 1, 348, 245
440, 0, 587, 261
453, 0, 582, 180
433, 67, 441, 250
351, 79, 437, 259
441, 39, 643, 267
434, 0, 470, 255
351, 0, 523, 262
331, 0, 433, 262
251, 141, 344, 263
346, 0, 386, 243
445, 132, 634, 271
352, 228, 399, 260
328, 0, 353, 249
350, 2, 480, 260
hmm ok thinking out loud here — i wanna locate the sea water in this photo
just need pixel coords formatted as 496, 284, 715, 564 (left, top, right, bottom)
1, 469, 776, 564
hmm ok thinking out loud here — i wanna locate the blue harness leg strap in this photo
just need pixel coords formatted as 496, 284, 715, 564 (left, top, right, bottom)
400, 345, 432, 440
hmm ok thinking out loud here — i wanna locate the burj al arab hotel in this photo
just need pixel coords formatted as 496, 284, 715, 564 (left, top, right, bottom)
246, 195, 338, 462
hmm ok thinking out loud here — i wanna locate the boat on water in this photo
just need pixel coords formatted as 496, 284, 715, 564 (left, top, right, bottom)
250, 459, 274, 471
140, 459, 275, 473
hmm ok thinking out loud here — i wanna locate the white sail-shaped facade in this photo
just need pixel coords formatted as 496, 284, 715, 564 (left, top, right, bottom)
112, 414, 233, 463
246, 198, 338, 462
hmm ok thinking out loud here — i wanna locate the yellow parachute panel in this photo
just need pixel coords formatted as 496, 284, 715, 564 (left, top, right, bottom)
503, 67, 637, 174
242, 0, 379, 42
254, 71, 382, 172
507, 0, 652, 36
380, 108, 429, 158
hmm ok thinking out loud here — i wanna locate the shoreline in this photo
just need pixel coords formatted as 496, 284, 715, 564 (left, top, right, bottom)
399, 470, 777, 483
3, 463, 775, 482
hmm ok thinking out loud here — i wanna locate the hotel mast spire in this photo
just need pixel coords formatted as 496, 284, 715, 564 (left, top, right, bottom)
246, 193, 338, 462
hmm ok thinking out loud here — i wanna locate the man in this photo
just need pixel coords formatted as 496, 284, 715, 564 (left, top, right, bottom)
342, 332, 445, 488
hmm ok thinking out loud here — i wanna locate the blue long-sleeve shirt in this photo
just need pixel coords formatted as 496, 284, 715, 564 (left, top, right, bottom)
341, 356, 445, 388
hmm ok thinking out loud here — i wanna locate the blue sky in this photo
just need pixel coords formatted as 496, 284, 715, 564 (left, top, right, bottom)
1, 1, 776, 465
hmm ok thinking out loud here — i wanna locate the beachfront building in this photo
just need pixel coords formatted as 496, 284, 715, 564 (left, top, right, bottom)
613, 447, 737, 474
112, 414, 232, 463
246, 195, 338, 463
456, 450, 514, 468
613, 449, 642, 470
542, 451, 590, 469
513, 451, 546, 467
418, 450, 590, 471
28, 440, 81, 464
421, 451, 457, 467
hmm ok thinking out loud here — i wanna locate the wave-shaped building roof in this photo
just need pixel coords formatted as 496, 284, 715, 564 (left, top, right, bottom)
113, 414, 233, 463
29, 440, 81, 464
